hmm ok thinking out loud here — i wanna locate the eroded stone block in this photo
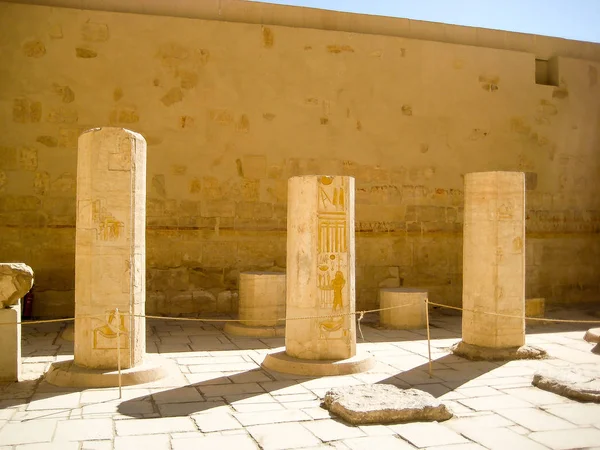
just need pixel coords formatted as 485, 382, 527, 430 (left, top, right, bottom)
322, 384, 453, 424
533, 367, 600, 402
0, 263, 34, 308
379, 288, 426, 329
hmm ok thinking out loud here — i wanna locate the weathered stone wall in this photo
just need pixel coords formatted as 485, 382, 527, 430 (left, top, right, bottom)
0, 1, 598, 318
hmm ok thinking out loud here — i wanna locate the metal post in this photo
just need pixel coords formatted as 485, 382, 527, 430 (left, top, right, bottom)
116, 308, 122, 399
425, 298, 433, 378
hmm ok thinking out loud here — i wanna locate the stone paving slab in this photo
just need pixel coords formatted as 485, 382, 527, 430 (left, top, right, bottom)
389, 422, 469, 448
529, 427, 600, 450
171, 434, 259, 450
343, 435, 416, 449
460, 427, 549, 450
247, 422, 322, 450
496, 407, 578, 432
53, 418, 114, 441
0, 420, 57, 445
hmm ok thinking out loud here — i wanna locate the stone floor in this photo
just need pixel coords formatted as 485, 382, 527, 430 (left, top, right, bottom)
1, 307, 599, 450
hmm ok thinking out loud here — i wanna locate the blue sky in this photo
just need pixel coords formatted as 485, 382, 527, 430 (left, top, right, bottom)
252, 0, 600, 43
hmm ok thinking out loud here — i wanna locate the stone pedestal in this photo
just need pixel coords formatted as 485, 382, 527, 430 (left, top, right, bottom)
525, 298, 546, 325
0, 263, 34, 309
262, 175, 374, 375
47, 127, 168, 387
0, 304, 21, 381
0, 263, 33, 382
379, 288, 427, 329
452, 172, 544, 360
224, 272, 286, 337
526, 298, 545, 319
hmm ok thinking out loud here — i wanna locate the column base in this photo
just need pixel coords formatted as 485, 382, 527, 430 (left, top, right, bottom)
45, 354, 174, 388
262, 350, 376, 376
451, 340, 546, 361
224, 322, 285, 338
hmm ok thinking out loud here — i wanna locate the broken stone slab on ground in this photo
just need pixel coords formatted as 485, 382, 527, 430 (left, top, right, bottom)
321, 384, 453, 425
584, 327, 600, 354
0, 263, 34, 308
451, 340, 546, 361
532, 367, 600, 402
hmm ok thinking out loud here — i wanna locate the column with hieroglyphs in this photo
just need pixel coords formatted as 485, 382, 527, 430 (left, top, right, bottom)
262, 175, 374, 375
74, 128, 146, 370
453, 172, 544, 360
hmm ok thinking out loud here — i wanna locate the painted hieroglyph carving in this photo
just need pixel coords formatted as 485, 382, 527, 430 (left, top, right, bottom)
92, 309, 129, 350
90, 200, 125, 241
316, 176, 350, 339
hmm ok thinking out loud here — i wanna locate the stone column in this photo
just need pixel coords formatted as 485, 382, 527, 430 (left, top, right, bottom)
453, 171, 544, 360
74, 128, 146, 370
224, 272, 286, 337
262, 176, 374, 375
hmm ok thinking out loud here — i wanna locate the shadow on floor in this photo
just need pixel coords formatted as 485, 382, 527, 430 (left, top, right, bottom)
117, 368, 314, 417
116, 349, 506, 418
375, 354, 508, 398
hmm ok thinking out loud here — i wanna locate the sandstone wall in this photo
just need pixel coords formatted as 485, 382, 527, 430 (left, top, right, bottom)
0, 1, 598, 317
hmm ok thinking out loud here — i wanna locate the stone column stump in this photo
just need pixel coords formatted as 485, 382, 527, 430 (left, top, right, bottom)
379, 288, 427, 329
451, 172, 545, 360
224, 272, 286, 337
262, 175, 375, 375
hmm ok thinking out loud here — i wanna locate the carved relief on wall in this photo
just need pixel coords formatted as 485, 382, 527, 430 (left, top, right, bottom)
92, 309, 129, 349
316, 176, 350, 340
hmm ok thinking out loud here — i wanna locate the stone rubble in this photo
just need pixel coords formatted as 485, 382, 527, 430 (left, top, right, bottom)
321, 384, 453, 425
533, 367, 600, 402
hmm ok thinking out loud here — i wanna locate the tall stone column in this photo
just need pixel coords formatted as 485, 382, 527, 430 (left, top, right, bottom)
74, 128, 146, 369
47, 128, 172, 386
262, 175, 374, 375
452, 171, 544, 360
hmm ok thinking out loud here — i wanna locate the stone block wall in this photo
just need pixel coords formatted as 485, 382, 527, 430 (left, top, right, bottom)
0, 1, 599, 317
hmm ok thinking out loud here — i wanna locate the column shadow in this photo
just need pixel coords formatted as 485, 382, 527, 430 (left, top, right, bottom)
117, 368, 316, 417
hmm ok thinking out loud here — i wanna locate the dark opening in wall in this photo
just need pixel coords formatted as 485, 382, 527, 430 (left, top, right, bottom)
535, 57, 559, 86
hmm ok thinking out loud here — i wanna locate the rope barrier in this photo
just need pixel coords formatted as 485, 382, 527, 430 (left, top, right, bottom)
3, 299, 599, 326
3, 297, 597, 390
427, 301, 600, 324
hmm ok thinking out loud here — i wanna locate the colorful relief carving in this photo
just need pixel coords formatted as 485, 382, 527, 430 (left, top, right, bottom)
317, 176, 349, 339
93, 309, 129, 350
92, 200, 124, 241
